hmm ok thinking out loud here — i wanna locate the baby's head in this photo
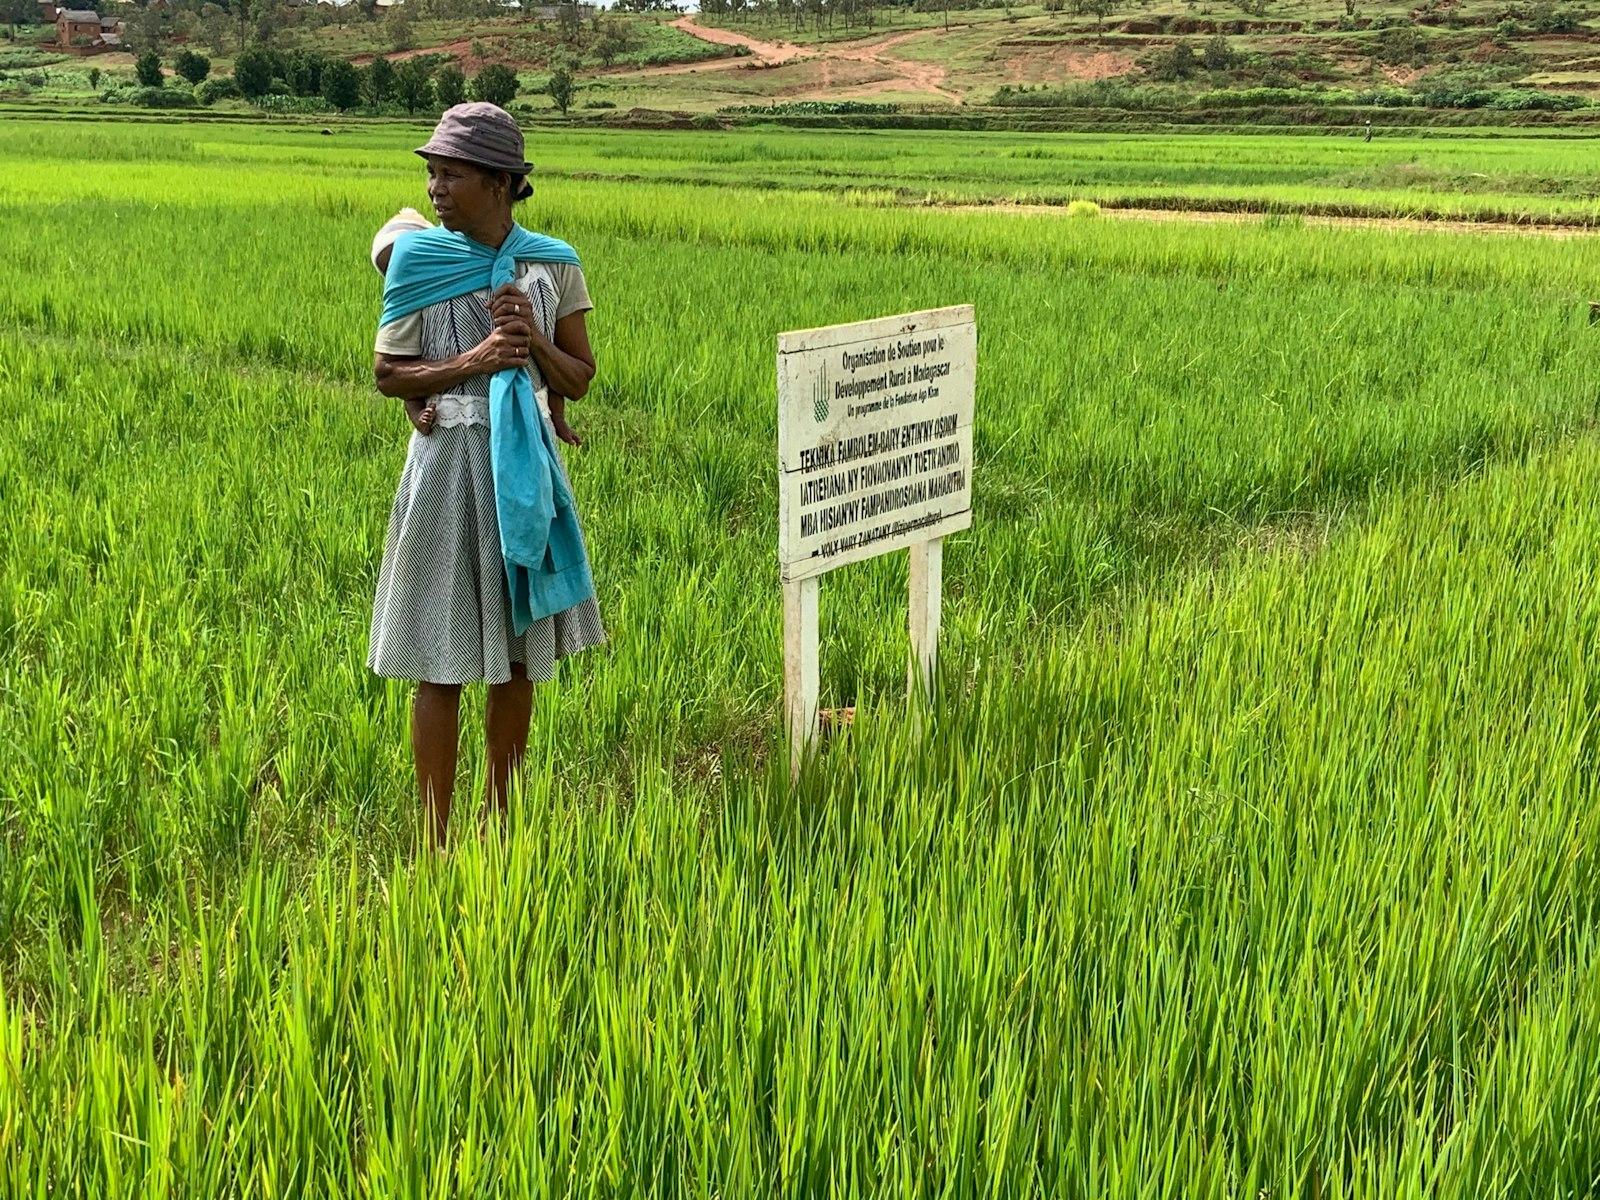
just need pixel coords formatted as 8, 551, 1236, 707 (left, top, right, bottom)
371, 207, 434, 276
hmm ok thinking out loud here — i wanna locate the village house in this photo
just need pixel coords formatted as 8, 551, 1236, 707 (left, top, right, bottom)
53, 8, 123, 50
55, 8, 101, 46
37, 1, 59, 23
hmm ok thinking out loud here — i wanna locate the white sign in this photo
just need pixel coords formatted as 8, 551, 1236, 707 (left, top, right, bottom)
778, 305, 975, 582
776, 304, 977, 776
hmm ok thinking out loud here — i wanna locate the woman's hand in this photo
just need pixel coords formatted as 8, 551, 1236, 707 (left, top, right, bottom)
471, 324, 532, 374
489, 283, 533, 332
405, 397, 437, 435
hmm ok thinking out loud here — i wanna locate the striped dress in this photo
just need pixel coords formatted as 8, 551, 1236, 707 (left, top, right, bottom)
367, 259, 605, 686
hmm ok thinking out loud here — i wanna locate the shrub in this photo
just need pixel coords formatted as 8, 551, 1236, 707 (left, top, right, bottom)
1202, 35, 1234, 71
1527, 0, 1575, 33
197, 75, 239, 105
1065, 199, 1101, 217
130, 84, 196, 108
1147, 41, 1200, 81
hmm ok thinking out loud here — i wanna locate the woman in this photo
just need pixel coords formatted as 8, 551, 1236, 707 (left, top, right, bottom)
368, 103, 605, 850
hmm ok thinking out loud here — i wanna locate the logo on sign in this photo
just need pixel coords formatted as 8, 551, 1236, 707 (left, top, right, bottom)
812, 367, 829, 424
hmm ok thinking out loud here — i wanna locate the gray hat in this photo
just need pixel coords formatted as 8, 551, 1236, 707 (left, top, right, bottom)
414, 102, 533, 201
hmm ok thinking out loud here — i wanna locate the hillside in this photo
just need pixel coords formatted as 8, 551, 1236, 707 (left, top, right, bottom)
5, 0, 1600, 121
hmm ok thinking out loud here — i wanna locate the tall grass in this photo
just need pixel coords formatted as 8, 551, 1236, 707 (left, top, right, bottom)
3, 122, 1600, 1196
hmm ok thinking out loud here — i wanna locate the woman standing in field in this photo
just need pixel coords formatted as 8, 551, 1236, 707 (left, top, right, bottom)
367, 103, 604, 850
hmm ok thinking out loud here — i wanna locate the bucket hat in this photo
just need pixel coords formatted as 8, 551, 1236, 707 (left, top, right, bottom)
414, 102, 534, 201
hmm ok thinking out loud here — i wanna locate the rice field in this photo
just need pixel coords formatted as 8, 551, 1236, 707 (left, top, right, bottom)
4, 119, 1600, 1196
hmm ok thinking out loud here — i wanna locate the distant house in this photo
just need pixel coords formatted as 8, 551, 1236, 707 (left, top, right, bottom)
56, 8, 102, 46
38, 1, 60, 22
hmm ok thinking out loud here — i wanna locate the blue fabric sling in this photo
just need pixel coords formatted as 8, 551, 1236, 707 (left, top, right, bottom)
379, 223, 595, 636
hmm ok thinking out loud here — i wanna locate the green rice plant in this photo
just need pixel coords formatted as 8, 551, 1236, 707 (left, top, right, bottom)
2, 119, 1600, 1196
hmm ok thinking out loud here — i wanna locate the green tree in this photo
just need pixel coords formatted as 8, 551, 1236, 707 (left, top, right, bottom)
545, 52, 575, 113
135, 49, 164, 88
557, 1, 580, 41
233, 45, 274, 97
394, 57, 433, 113
87, 66, 101, 89
198, 2, 229, 54
0, 0, 33, 36
287, 51, 329, 96
364, 54, 396, 105
433, 63, 465, 107
470, 62, 518, 106
385, 2, 413, 49
322, 57, 361, 109
123, 9, 165, 55
594, 15, 633, 67
174, 48, 211, 85
1201, 34, 1233, 71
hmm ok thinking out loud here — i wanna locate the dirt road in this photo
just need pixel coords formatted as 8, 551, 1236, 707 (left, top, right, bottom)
660, 15, 963, 101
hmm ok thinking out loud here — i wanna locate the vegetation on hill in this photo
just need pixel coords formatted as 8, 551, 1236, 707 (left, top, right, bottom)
8, 0, 1600, 121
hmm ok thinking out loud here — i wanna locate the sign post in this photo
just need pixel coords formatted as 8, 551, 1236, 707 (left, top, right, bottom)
777, 304, 976, 776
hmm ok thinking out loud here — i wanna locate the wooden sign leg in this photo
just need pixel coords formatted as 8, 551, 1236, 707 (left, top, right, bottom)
908, 537, 943, 704
784, 576, 819, 779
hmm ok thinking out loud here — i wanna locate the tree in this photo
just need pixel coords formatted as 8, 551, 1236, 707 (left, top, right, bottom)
470, 62, 518, 106
1201, 34, 1233, 71
1149, 39, 1197, 79
385, 2, 413, 49
594, 15, 632, 67
198, 3, 229, 54
394, 57, 433, 113
557, 1, 580, 41
0, 0, 33, 36
233, 45, 274, 97
322, 57, 361, 109
174, 48, 211, 85
287, 51, 329, 96
135, 49, 164, 87
433, 63, 465, 107
545, 52, 574, 113
124, 9, 165, 56
87, 66, 101, 89
1081, 0, 1115, 33
364, 53, 396, 105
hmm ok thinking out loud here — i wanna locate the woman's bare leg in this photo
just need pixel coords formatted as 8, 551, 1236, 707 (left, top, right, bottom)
484, 663, 533, 824
413, 681, 462, 849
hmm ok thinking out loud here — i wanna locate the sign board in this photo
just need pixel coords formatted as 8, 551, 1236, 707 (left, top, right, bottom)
778, 305, 975, 582
776, 304, 977, 776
